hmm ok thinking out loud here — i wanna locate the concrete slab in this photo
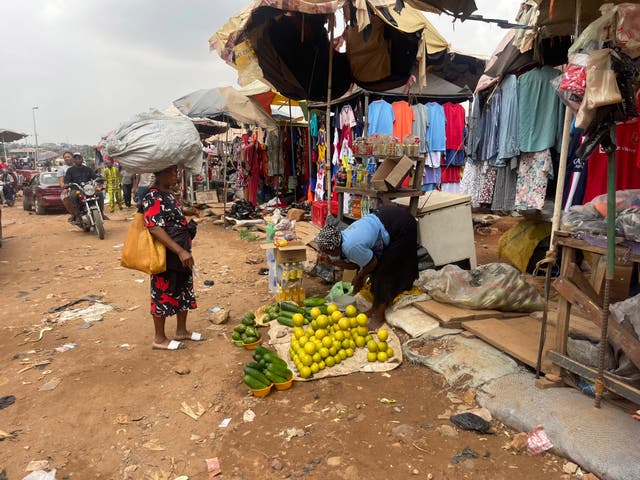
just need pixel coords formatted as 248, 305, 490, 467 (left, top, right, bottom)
403, 335, 524, 389
478, 372, 640, 480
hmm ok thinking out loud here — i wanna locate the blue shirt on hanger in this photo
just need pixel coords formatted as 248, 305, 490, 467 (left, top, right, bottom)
426, 102, 446, 152
368, 100, 394, 136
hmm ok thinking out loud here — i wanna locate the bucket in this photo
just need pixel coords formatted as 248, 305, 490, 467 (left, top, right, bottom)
333, 295, 356, 311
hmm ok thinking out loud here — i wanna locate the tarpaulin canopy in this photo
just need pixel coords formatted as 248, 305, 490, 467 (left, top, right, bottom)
0, 129, 27, 143
173, 87, 277, 130
534, 0, 631, 37
210, 0, 450, 101
404, 0, 477, 17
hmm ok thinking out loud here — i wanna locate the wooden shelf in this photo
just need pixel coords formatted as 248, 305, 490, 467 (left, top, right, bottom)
335, 186, 422, 197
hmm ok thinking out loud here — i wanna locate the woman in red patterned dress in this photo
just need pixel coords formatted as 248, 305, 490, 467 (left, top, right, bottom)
142, 165, 202, 350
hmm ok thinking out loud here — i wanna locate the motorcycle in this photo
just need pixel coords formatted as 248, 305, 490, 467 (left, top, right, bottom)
0, 180, 16, 207
68, 179, 105, 239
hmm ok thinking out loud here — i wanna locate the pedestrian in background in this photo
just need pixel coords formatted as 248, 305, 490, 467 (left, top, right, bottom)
121, 168, 134, 208
102, 156, 123, 213
134, 172, 154, 211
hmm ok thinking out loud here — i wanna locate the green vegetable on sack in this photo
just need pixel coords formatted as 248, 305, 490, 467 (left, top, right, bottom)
234, 324, 247, 334
231, 332, 241, 341
277, 316, 294, 327
243, 374, 269, 390
304, 297, 326, 307
280, 301, 304, 314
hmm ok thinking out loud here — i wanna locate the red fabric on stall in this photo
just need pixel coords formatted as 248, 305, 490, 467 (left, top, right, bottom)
582, 117, 640, 203
444, 102, 466, 151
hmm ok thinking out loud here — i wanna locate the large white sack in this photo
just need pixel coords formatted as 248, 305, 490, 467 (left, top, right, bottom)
102, 109, 202, 174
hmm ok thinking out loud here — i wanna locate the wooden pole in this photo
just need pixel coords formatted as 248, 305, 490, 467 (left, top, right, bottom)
222, 119, 230, 227
325, 20, 334, 221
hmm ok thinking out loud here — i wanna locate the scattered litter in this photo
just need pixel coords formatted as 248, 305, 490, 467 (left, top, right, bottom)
21, 469, 57, 480
285, 428, 305, 440
503, 432, 528, 453
174, 366, 191, 375
127, 305, 140, 311
208, 308, 228, 325
79, 323, 92, 329
142, 439, 166, 451
38, 379, 60, 392
0, 396, 15, 411
174, 476, 189, 480
467, 407, 492, 423
54, 343, 77, 353
451, 447, 488, 464
0, 429, 20, 441
632, 409, 640, 421
563, 462, 579, 475
218, 418, 231, 428
112, 243, 124, 249
17, 361, 51, 375
118, 344, 132, 350
257, 268, 269, 275
381, 373, 391, 378
122, 466, 138, 478
203, 280, 215, 287
25, 460, 50, 472
245, 256, 261, 264
20, 327, 53, 345
134, 279, 145, 283
379, 398, 396, 404
208, 307, 223, 314
205, 457, 221, 478
52, 302, 114, 324
450, 412, 493, 434
243, 409, 255, 423
114, 413, 144, 425
527, 426, 554, 454
180, 402, 206, 421
48, 295, 103, 313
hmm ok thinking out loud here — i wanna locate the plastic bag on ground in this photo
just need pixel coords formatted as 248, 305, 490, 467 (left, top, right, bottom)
101, 109, 202, 174
21, 471, 57, 480
416, 263, 544, 312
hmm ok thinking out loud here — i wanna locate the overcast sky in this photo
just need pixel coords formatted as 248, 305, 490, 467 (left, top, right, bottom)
0, 0, 520, 146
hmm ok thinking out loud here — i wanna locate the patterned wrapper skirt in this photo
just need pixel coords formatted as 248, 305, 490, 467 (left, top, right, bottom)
150, 269, 197, 318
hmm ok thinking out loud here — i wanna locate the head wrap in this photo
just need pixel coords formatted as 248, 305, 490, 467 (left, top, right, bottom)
316, 225, 342, 253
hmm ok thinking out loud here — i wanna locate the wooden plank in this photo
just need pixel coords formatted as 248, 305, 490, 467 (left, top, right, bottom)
463, 316, 554, 372
592, 255, 607, 294
553, 277, 640, 371
549, 351, 640, 405
556, 236, 640, 264
530, 310, 601, 342
553, 247, 576, 361
566, 262, 600, 305
414, 300, 520, 329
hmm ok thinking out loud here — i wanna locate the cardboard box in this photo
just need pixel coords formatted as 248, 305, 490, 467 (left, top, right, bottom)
371, 155, 414, 191
195, 189, 218, 204
275, 243, 307, 263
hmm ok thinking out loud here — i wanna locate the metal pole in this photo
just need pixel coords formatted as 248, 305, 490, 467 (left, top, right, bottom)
363, 92, 370, 137
595, 124, 617, 409
325, 20, 334, 221
2, 140, 8, 164
32, 106, 39, 166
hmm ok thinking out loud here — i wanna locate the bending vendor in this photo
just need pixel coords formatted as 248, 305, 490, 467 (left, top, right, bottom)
315, 205, 418, 329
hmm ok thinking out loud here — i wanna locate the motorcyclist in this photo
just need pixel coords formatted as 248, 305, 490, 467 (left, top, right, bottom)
0, 168, 18, 206
63, 153, 106, 222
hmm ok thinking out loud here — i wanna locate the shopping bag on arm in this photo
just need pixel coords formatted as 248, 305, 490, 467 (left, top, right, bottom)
121, 213, 166, 275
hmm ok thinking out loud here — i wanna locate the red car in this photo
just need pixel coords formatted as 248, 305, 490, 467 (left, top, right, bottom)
22, 172, 65, 214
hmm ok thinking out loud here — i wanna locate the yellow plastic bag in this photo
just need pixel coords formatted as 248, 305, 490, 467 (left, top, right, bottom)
121, 213, 166, 275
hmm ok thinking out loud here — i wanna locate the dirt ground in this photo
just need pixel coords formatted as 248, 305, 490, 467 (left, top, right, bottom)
0, 204, 570, 479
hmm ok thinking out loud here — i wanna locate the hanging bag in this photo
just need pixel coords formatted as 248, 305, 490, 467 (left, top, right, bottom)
585, 49, 623, 109
121, 213, 166, 275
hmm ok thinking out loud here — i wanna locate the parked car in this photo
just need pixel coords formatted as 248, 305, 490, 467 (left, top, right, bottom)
14, 169, 40, 189
22, 172, 64, 214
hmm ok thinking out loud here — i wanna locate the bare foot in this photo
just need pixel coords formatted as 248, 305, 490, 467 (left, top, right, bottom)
174, 331, 204, 342
152, 339, 186, 350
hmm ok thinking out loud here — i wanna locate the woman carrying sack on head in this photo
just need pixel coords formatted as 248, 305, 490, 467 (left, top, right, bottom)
315, 205, 418, 330
142, 165, 203, 350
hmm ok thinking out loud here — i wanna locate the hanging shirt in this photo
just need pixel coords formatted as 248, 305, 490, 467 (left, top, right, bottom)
480, 88, 501, 162
392, 100, 414, 141
582, 118, 640, 203
411, 103, 429, 153
425, 102, 446, 152
340, 105, 357, 129
368, 100, 394, 135
443, 103, 465, 151
497, 75, 520, 161
517, 66, 563, 153
309, 113, 319, 137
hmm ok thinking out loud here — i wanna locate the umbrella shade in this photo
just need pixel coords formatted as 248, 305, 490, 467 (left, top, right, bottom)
404, 0, 477, 17
37, 150, 59, 162
0, 129, 27, 143
173, 87, 277, 130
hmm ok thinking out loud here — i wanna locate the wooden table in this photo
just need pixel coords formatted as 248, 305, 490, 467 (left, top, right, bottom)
539, 231, 640, 404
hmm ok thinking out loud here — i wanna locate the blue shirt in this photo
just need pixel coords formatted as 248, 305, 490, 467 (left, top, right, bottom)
497, 74, 519, 162
341, 214, 390, 268
368, 100, 394, 136
426, 102, 446, 152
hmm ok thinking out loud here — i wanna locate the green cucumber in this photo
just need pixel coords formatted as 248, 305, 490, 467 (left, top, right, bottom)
280, 301, 304, 314
304, 297, 326, 307
243, 374, 269, 390
277, 310, 295, 319
245, 361, 262, 370
244, 366, 271, 385
277, 316, 294, 327
267, 363, 292, 379
264, 369, 287, 384
255, 345, 274, 356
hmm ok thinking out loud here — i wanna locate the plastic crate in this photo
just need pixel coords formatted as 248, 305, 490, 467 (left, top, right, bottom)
312, 200, 338, 227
